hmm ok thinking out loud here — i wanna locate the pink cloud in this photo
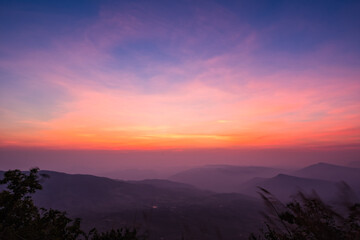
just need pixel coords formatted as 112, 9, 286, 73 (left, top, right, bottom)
1, 2, 359, 149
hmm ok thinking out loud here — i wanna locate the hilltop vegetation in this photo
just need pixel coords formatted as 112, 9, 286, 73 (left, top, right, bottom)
0, 168, 262, 240
1, 163, 360, 240
0, 168, 141, 240
250, 187, 360, 240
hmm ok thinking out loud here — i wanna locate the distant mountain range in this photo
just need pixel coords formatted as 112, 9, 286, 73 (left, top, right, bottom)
169, 165, 284, 192
293, 162, 360, 186
33, 171, 211, 214
1, 162, 359, 239
347, 160, 360, 168
1, 170, 261, 240
169, 162, 360, 201
239, 174, 339, 201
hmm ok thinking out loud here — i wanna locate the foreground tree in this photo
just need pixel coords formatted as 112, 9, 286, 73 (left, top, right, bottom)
0, 168, 141, 240
250, 187, 360, 240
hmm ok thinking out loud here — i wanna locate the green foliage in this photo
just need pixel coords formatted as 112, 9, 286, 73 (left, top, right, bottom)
0, 168, 142, 240
250, 187, 360, 240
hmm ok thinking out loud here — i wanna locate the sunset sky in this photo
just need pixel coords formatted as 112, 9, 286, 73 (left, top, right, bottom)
1, 0, 360, 150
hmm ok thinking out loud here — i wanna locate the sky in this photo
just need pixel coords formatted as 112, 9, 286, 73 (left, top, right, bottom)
0, 0, 360, 153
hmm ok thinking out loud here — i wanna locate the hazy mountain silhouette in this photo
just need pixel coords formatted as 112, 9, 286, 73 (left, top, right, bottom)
293, 162, 360, 190
3, 163, 358, 239
347, 160, 360, 168
101, 169, 162, 180
129, 179, 199, 190
32, 171, 212, 215
169, 165, 284, 192
239, 174, 339, 201
4, 170, 262, 240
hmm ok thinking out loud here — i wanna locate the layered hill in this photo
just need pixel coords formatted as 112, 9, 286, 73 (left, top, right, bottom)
293, 162, 360, 187
0, 170, 262, 240
2, 162, 359, 239
168, 163, 360, 201
169, 165, 284, 192
238, 174, 339, 201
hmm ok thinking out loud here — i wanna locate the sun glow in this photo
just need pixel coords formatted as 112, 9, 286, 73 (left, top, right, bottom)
0, 0, 359, 150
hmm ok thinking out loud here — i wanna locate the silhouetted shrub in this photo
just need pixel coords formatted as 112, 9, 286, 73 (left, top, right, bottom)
250, 187, 360, 240
0, 168, 142, 240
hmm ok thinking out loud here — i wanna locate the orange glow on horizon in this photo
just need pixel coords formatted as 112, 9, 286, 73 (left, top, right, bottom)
1, 75, 360, 150
1, 1, 360, 151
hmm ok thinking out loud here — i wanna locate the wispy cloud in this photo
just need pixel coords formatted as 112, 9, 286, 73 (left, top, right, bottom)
0, 0, 359, 149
